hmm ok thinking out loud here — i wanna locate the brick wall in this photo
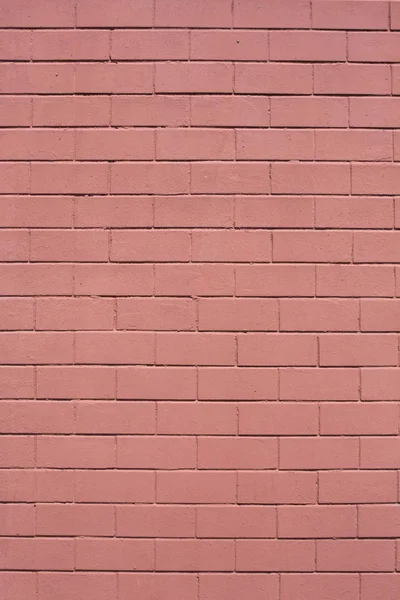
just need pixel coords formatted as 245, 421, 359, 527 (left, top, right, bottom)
1, 0, 400, 598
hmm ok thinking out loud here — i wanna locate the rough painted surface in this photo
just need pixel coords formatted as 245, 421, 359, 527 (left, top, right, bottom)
1, 0, 400, 597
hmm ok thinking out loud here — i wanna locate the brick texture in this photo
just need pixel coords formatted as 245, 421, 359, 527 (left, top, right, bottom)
0, 1, 399, 598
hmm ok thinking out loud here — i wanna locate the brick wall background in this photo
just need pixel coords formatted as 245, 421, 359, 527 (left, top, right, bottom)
1, 0, 400, 598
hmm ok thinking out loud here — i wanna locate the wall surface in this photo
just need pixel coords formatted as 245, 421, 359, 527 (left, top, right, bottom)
1, 0, 400, 598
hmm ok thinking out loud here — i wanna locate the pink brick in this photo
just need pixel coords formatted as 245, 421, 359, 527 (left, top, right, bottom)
236, 63, 312, 94
111, 230, 191, 262
198, 436, 277, 469
320, 403, 398, 435
281, 574, 359, 600
36, 504, 115, 536
359, 505, 400, 537
75, 264, 153, 296
155, 196, 234, 228
280, 437, 359, 470
157, 402, 237, 435
117, 366, 196, 400
157, 128, 235, 160
117, 505, 195, 538
320, 333, 398, 367
198, 367, 278, 400
0, 538, 74, 571
361, 574, 400, 600
191, 31, 269, 60
33, 96, 110, 126
155, 264, 234, 296
317, 540, 395, 572
280, 368, 359, 401
192, 163, 270, 194
352, 163, 400, 194
0, 332, 73, 364
191, 96, 270, 127
75, 63, 153, 94
38, 573, 117, 600
76, 401, 155, 435
0, 367, 35, 399
156, 539, 234, 572
156, 332, 236, 366
317, 265, 395, 297
31, 163, 108, 194
0, 230, 29, 261
197, 506, 276, 538
349, 32, 400, 62
155, 0, 232, 27
33, 30, 109, 60
76, 129, 154, 161
270, 31, 346, 61
237, 540, 315, 572
278, 506, 357, 538
117, 298, 196, 331
315, 196, 394, 229
192, 230, 271, 262
271, 96, 348, 127
361, 437, 400, 469
319, 471, 397, 504
75, 196, 153, 228
238, 333, 317, 366
362, 368, 400, 401
0, 573, 36, 600
76, 538, 154, 571
0, 401, 74, 434
280, 299, 359, 332
112, 30, 189, 60
111, 163, 189, 195
0, 0, 74, 26
361, 299, 400, 332
316, 130, 392, 161
235, 196, 314, 228
0, 129, 74, 160
77, 0, 153, 26
0, 63, 74, 94
315, 64, 390, 95
272, 163, 350, 194
312, 0, 389, 29
239, 402, 319, 435
234, 0, 311, 28
31, 229, 109, 262
0, 163, 29, 193
37, 435, 116, 468
199, 574, 279, 600
0, 97, 31, 126
350, 97, 400, 128
0, 298, 34, 331
75, 470, 155, 503
237, 129, 314, 160
119, 574, 197, 600
273, 231, 352, 262
0, 504, 34, 536
117, 435, 196, 469
157, 471, 237, 503
36, 366, 115, 399
36, 297, 114, 331
199, 298, 278, 331
112, 95, 190, 126
75, 331, 154, 365
155, 62, 233, 93
236, 265, 315, 297
355, 231, 400, 262
238, 471, 317, 504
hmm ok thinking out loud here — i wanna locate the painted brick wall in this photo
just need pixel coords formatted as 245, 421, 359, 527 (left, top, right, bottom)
1, 0, 400, 598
